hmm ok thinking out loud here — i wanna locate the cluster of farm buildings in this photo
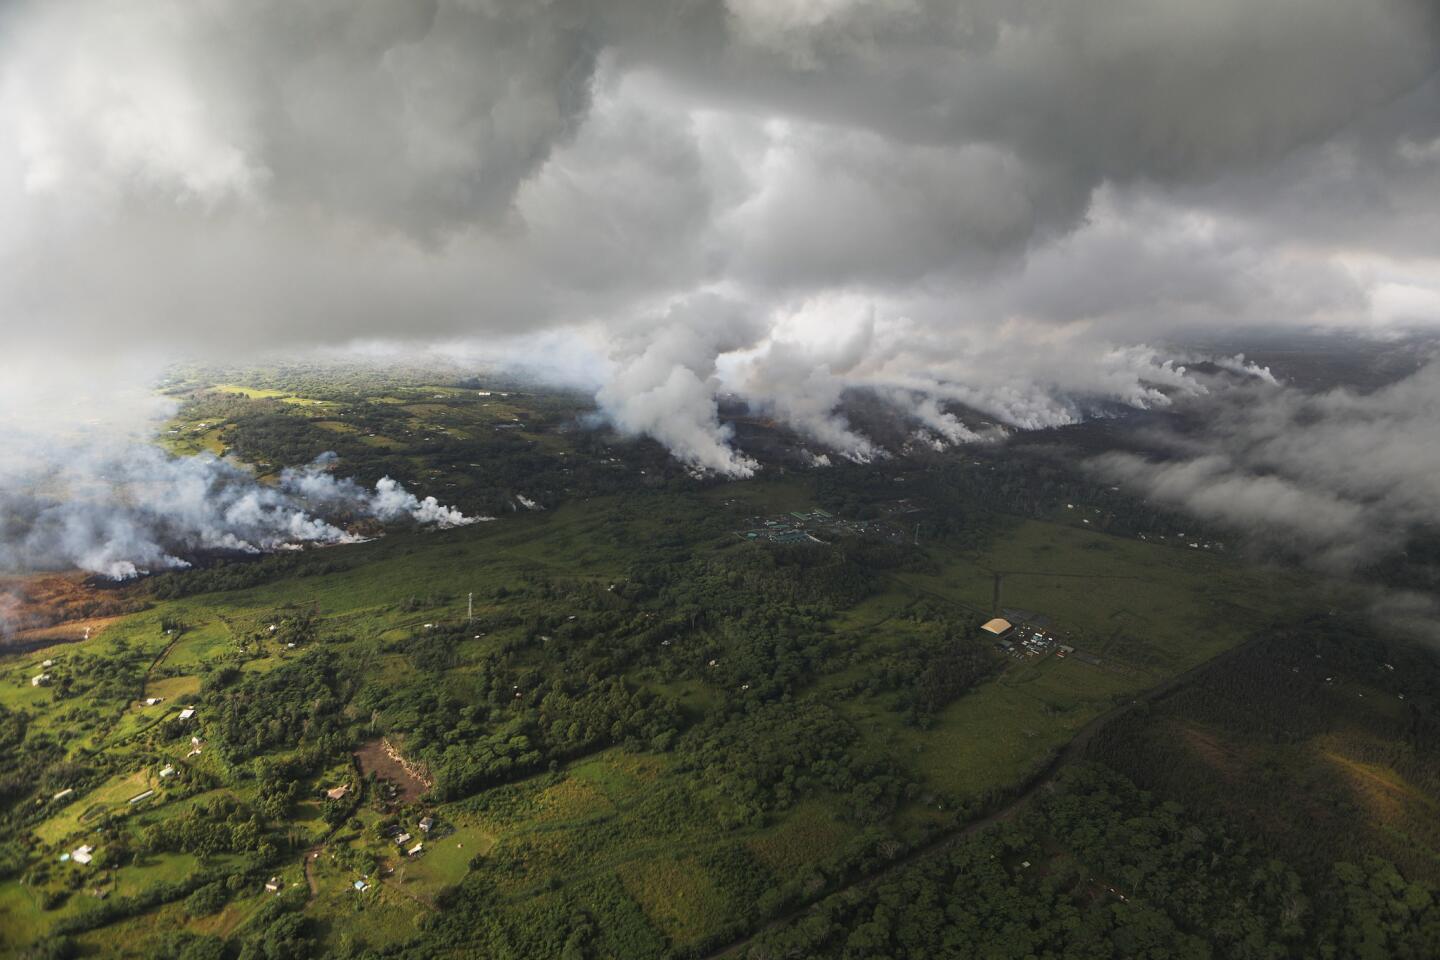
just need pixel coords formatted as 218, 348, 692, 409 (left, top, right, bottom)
979, 609, 1098, 665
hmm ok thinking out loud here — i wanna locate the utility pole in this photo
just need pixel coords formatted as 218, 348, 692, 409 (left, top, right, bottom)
467, 592, 473, 622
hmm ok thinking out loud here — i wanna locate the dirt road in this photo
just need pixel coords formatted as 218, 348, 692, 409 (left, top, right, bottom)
304, 846, 323, 897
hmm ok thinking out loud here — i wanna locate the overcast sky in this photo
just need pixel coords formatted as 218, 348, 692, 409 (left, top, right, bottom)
1, 0, 1439, 473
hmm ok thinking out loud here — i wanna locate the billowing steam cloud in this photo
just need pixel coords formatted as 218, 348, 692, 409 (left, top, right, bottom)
1212, 355, 1281, 386
281, 453, 477, 530
0, 5, 1438, 496
0, 448, 480, 580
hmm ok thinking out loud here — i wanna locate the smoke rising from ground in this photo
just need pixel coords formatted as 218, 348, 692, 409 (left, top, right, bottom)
0, 447, 480, 580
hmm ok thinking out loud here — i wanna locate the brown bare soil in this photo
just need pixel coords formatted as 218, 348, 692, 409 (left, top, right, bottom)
0, 573, 146, 647
12, 615, 127, 646
355, 738, 431, 802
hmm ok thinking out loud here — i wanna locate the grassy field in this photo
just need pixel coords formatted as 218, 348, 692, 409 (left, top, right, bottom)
904, 519, 1307, 673
617, 855, 730, 948
747, 801, 853, 874
910, 657, 1137, 797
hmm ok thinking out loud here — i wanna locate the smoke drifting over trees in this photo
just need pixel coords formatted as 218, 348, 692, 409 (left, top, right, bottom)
0, 448, 478, 579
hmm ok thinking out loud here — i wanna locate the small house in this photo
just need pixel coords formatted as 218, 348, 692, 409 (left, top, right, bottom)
144, 697, 163, 706
353, 880, 369, 892
418, 816, 434, 833
394, 832, 412, 846
72, 845, 94, 865
407, 842, 424, 857
177, 706, 196, 721
159, 765, 176, 779
52, 788, 74, 802
326, 785, 349, 801
265, 877, 281, 893
31, 673, 52, 687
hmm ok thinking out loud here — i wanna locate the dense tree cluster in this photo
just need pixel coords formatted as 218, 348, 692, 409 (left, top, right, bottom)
149, 553, 357, 600
679, 701, 915, 826
1089, 612, 1440, 883
421, 872, 666, 960
46, 639, 149, 706
838, 625, 998, 726
203, 651, 355, 763
361, 650, 685, 801
751, 764, 1440, 960
141, 795, 270, 859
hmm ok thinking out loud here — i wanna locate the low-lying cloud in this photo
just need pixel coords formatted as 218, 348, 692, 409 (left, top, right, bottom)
1094, 358, 1440, 569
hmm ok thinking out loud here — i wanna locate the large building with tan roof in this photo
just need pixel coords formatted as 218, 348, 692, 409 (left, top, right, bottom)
980, 618, 1014, 639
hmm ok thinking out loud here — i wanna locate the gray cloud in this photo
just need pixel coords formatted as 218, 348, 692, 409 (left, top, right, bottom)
1093, 359, 1440, 569
0, 0, 1438, 477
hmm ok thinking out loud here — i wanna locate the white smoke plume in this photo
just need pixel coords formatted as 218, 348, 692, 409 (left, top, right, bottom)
0, 590, 25, 640
279, 454, 481, 530
1211, 354, 1282, 385
594, 296, 767, 477
368, 478, 478, 529
0, 447, 479, 580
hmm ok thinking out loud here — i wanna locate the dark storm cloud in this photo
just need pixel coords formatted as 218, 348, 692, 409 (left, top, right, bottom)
0, 0, 1438, 473
632, 0, 1440, 182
